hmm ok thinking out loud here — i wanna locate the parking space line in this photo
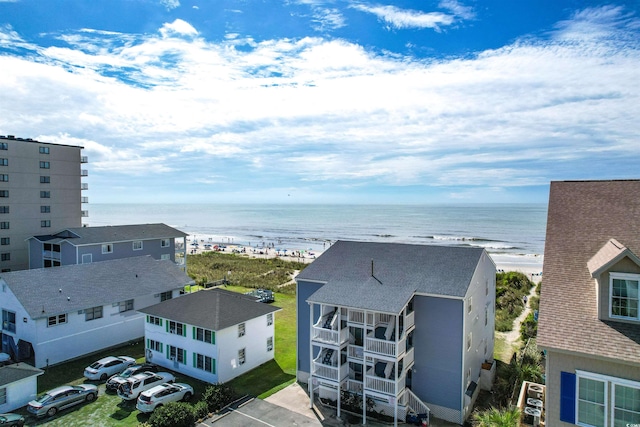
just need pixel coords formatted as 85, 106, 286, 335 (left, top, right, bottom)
230, 408, 276, 427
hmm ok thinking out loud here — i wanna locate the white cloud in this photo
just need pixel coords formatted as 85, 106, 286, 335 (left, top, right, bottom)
352, 4, 456, 31
160, 0, 180, 10
0, 6, 638, 197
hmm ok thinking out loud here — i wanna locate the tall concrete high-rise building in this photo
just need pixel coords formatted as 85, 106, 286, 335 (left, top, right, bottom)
0, 135, 88, 271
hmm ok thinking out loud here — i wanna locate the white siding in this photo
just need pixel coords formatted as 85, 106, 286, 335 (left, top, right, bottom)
0, 375, 39, 412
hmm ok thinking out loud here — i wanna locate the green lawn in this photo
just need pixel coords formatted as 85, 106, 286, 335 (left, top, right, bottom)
17, 286, 298, 426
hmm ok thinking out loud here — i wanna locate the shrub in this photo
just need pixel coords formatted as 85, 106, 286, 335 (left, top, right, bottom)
201, 383, 235, 413
192, 400, 209, 420
473, 406, 520, 427
520, 312, 537, 341
148, 402, 195, 427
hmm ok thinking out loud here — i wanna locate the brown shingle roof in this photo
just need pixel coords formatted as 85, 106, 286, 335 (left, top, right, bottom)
537, 180, 640, 364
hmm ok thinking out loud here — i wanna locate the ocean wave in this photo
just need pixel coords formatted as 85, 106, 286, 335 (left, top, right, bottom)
422, 235, 500, 243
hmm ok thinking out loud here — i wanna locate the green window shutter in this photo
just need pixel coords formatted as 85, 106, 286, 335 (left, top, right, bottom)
212, 359, 216, 374
165, 321, 169, 333
166, 345, 170, 359
212, 331, 215, 345
146, 338, 150, 348
193, 352, 196, 367
182, 349, 187, 364
183, 324, 187, 337
160, 318, 163, 326
192, 326, 196, 339
146, 315, 149, 323
159, 343, 163, 353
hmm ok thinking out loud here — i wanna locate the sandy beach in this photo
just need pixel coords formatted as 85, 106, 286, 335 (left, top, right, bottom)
184, 237, 544, 280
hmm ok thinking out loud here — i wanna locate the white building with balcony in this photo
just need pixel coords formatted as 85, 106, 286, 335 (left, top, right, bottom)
296, 241, 496, 425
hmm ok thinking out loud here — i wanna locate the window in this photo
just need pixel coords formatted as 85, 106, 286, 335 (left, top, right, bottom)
2, 310, 16, 333
39, 146, 50, 154
39, 161, 50, 169
160, 291, 172, 301
485, 305, 489, 326
0, 142, 7, 150
568, 371, 640, 427
0, 206, 8, 214
85, 306, 103, 321
161, 254, 170, 260
195, 353, 215, 373
41, 206, 51, 213
267, 313, 273, 326
238, 323, 245, 337
101, 243, 113, 254
147, 315, 162, 326
41, 220, 51, 228
238, 348, 246, 365
118, 299, 134, 313
0, 222, 8, 229
168, 320, 184, 336
0, 159, 6, 166
147, 339, 162, 353
168, 345, 186, 364
132, 241, 143, 251
467, 332, 472, 351
40, 191, 50, 198
195, 327, 215, 344
610, 273, 639, 320
0, 238, 9, 245
40, 176, 50, 183
0, 190, 7, 197
267, 336, 273, 352
161, 239, 171, 248
0, 175, 8, 182
1, 253, 9, 261
468, 297, 473, 314
486, 279, 489, 296
578, 375, 606, 427
48, 314, 67, 327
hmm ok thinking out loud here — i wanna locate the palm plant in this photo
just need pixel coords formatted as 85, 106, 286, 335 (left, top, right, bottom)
473, 406, 520, 427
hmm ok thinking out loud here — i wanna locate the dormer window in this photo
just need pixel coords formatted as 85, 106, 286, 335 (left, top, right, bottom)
610, 273, 639, 320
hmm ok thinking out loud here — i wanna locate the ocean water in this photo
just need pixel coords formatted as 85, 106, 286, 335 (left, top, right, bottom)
87, 203, 547, 268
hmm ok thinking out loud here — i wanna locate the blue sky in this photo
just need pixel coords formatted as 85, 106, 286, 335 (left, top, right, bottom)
0, 0, 639, 204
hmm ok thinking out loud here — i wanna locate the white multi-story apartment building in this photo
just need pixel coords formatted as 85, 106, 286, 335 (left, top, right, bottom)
0, 135, 87, 272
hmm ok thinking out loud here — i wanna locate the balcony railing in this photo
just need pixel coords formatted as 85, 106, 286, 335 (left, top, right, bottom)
365, 372, 406, 395
349, 310, 364, 324
81, 156, 88, 163
405, 310, 415, 332
43, 250, 61, 260
81, 210, 89, 217
312, 325, 348, 346
365, 335, 406, 358
81, 169, 88, 176
312, 359, 349, 382
403, 347, 415, 373
348, 345, 364, 360
81, 183, 89, 190
347, 379, 363, 394
81, 197, 88, 203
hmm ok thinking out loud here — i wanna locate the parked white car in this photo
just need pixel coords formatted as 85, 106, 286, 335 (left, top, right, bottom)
136, 383, 194, 413
84, 356, 136, 381
117, 372, 175, 401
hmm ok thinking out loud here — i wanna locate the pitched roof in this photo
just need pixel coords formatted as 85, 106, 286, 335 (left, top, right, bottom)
31, 223, 188, 245
537, 180, 640, 364
297, 240, 488, 313
0, 363, 44, 387
0, 256, 193, 319
139, 288, 281, 330
587, 239, 640, 278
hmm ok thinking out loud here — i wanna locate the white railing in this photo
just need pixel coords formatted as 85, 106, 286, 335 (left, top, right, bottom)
349, 310, 364, 323
312, 360, 349, 382
81, 156, 88, 163
403, 388, 431, 417
81, 210, 89, 217
81, 183, 89, 190
43, 250, 61, 260
81, 197, 88, 203
81, 169, 88, 176
403, 347, 415, 373
312, 325, 348, 345
348, 345, 364, 360
405, 310, 415, 331
347, 379, 363, 394
365, 335, 405, 357
365, 372, 405, 395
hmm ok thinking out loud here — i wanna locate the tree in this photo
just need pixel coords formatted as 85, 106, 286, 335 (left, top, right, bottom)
148, 402, 195, 427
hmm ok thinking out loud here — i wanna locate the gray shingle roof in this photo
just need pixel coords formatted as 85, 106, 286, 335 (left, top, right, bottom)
1, 256, 193, 319
297, 241, 486, 313
31, 223, 187, 245
139, 288, 281, 330
537, 180, 640, 364
0, 363, 44, 387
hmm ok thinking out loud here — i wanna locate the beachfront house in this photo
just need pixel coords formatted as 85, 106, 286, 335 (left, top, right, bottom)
27, 223, 188, 271
538, 180, 640, 427
0, 256, 192, 368
0, 363, 43, 412
296, 241, 496, 425
139, 288, 281, 384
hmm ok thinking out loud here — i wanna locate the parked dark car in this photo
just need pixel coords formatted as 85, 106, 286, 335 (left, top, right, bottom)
0, 413, 25, 427
106, 363, 158, 390
27, 385, 98, 418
